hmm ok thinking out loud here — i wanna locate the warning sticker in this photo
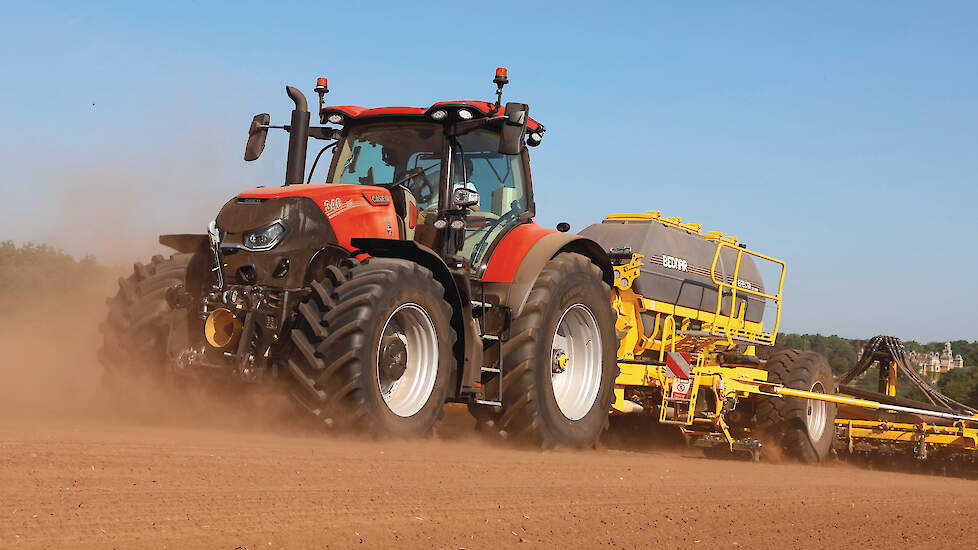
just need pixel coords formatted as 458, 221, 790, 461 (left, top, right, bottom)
671, 378, 692, 400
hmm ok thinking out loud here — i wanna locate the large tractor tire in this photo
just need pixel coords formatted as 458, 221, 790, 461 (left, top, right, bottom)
481, 252, 617, 448
755, 349, 837, 463
98, 253, 192, 387
287, 257, 455, 438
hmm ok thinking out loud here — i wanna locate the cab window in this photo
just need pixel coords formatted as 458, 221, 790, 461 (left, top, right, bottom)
453, 129, 527, 268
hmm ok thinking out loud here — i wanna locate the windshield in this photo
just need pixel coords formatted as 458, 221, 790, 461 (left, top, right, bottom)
328, 123, 444, 209
455, 129, 527, 269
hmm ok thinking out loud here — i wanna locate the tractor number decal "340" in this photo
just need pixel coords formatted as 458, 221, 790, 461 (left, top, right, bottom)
323, 198, 364, 218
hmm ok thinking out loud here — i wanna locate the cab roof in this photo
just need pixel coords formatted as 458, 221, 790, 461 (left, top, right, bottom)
321, 100, 545, 133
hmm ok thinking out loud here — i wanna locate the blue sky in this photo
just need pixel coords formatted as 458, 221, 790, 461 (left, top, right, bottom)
1, 1, 975, 342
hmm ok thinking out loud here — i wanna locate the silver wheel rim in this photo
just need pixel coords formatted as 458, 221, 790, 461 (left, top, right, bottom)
806, 381, 828, 441
550, 304, 603, 421
376, 303, 439, 417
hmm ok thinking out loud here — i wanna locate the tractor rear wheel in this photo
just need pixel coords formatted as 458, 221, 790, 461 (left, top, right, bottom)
99, 253, 192, 388
287, 258, 455, 437
481, 252, 617, 448
755, 349, 837, 463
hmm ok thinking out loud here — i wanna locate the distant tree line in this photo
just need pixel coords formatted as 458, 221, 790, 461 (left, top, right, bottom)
0, 240, 108, 300
776, 332, 978, 408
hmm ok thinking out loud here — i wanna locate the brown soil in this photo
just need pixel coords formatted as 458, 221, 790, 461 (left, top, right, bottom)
3, 408, 977, 549
1, 278, 976, 549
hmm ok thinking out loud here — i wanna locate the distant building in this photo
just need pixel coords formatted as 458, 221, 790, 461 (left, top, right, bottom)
909, 342, 965, 376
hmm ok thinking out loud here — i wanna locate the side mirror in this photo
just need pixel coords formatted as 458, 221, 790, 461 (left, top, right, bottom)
244, 113, 270, 161
498, 102, 528, 155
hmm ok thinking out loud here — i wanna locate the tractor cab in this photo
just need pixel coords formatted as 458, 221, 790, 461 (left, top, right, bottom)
318, 100, 544, 270
244, 68, 547, 275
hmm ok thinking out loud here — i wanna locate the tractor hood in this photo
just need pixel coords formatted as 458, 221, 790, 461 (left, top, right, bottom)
215, 195, 337, 288
213, 184, 400, 288
235, 184, 400, 250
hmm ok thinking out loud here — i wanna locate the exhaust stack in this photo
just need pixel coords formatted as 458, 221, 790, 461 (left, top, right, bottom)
285, 86, 310, 185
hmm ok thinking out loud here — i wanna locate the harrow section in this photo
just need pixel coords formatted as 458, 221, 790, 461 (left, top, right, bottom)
833, 336, 978, 466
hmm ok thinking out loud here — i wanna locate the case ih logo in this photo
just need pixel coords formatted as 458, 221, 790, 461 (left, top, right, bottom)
362, 192, 391, 206
662, 255, 689, 272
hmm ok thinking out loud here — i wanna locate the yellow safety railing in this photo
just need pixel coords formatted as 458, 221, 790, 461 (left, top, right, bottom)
657, 315, 677, 363
708, 241, 786, 342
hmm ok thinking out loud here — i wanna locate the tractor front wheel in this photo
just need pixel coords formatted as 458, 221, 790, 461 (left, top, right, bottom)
287, 258, 455, 437
99, 253, 193, 388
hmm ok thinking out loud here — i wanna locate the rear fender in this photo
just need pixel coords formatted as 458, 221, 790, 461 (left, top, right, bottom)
496, 233, 613, 317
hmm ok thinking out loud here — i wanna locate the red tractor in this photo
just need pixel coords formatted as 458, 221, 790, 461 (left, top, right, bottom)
100, 69, 617, 447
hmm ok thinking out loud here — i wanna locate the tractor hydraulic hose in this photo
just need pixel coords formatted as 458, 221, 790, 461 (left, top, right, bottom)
306, 142, 338, 184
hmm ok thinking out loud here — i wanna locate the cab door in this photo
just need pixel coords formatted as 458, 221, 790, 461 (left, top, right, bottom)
451, 129, 529, 272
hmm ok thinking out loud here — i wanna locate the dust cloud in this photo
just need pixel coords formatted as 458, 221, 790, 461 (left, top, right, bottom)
2, 87, 288, 265
29, 132, 263, 264
0, 108, 296, 429
0, 265, 487, 440
0, 274, 112, 416
0, 272, 301, 433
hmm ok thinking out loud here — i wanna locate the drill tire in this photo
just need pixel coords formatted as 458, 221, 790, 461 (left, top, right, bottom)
287, 257, 455, 438
481, 252, 617, 448
755, 349, 837, 463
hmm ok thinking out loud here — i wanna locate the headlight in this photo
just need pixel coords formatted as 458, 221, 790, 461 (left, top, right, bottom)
430, 109, 448, 120
326, 114, 344, 124
242, 221, 288, 250
457, 109, 473, 120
